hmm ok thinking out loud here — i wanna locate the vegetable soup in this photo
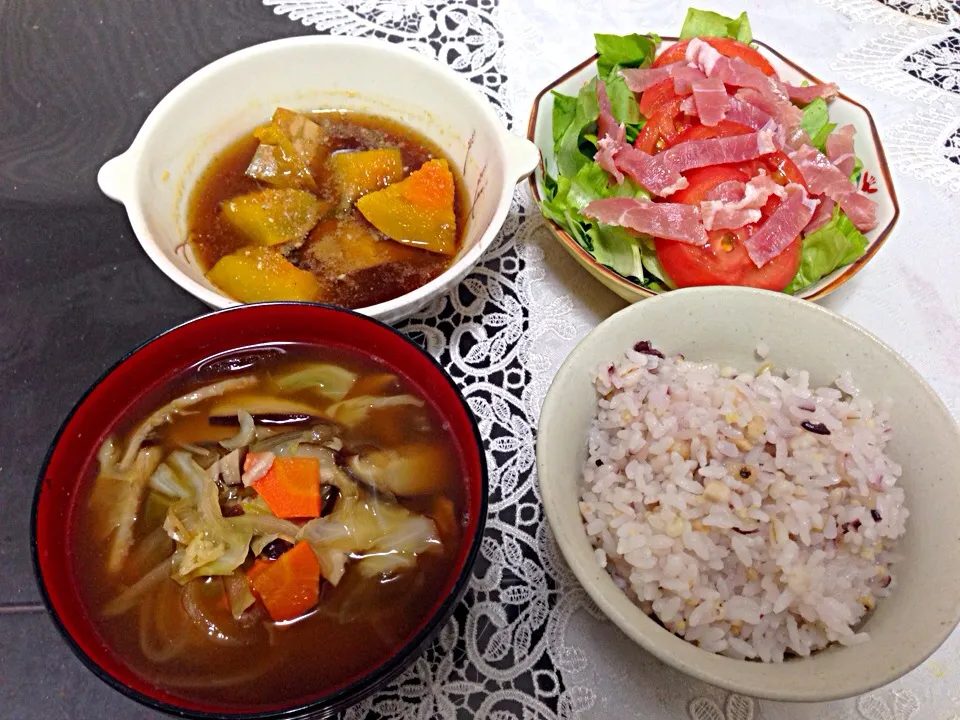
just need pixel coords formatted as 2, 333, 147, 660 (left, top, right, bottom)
71, 344, 467, 708
188, 109, 469, 308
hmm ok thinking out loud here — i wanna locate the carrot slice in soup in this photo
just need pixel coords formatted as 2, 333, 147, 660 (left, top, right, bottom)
252, 456, 321, 519
247, 542, 320, 622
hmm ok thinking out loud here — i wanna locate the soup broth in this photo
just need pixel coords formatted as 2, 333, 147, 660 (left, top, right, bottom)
71, 344, 467, 708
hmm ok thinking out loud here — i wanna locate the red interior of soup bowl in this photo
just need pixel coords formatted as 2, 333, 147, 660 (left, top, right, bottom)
31, 302, 488, 719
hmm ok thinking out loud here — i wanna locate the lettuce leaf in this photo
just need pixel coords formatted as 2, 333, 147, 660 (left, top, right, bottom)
605, 74, 642, 125
556, 79, 599, 178
785, 207, 868, 294
850, 156, 864, 183
552, 91, 578, 153
540, 162, 656, 282
800, 98, 836, 152
679, 8, 752, 43
595, 33, 659, 79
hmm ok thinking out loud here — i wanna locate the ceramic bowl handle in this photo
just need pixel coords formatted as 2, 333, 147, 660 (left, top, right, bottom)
501, 131, 541, 183
97, 153, 132, 203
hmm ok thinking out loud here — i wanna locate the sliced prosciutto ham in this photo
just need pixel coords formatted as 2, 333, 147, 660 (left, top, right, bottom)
621, 63, 706, 95
615, 127, 777, 196
691, 77, 730, 126
620, 66, 672, 92
725, 96, 772, 130
614, 145, 690, 196
789, 144, 877, 231
583, 197, 708, 246
787, 82, 840, 105
596, 133, 625, 184
684, 39, 815, 151
686, 38, 788, 102
825, 124, 856, 178
735, 88, 803, 132
700, 172, 786, 231
705, 180, 747, 203
671, 65, 708, 94
596, 80, 621, 147
744, 184, 818, 267
594, 80, 626, 183
803, 196, 836, 235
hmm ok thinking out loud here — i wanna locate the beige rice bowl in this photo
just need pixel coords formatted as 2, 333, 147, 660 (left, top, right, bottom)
579, 342, 907, 662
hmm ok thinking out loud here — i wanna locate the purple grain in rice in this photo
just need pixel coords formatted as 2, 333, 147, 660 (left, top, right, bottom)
579, 348, 907, 663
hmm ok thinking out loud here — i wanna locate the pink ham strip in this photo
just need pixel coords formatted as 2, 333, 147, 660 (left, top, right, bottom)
789, 144, 877, 231
804, 196, 836, 235
787, 82, 840, 105
700, 172, 786, 231
621, 64, 706, 95
825, 124, 856, 178
735, 89, 804, 137
620, 66, 672, 92
706, 180, 746, 203
686, 38, 789, 102
685, 37, 724, 75
687, 39, 814, 151
596, 80, 621, 146
596, 133, 625, 184
671, 65, 707, 94
615, 127, 777, 196
614, 146, 690, 196
583, 197, 708, 245
736, 89, 809, 150
691, 77, 730, 127
744, 184, 818, 267
725, 96, 772, 130
594, 80, 626, 183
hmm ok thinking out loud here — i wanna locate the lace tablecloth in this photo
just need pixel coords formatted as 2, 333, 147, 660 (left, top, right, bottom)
263, 2, 960, 718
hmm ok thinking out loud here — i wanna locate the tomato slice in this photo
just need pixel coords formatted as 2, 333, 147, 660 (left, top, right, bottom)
667, 120, 754, 147
654, 37, 776, 77
672, 166, 749, 204
656, 230, 800, 291
654, 165, 801, 291
634, 96, 696, 154
764, 151, 807, 188
653, 40, 693, 69
639, 78, 679, 119
733, 152, 807, 190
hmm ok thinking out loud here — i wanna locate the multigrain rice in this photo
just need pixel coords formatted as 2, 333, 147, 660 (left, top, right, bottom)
579, 342, 907, 662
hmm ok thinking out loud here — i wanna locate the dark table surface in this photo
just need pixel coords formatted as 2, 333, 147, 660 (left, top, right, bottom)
0, 1, 341, 716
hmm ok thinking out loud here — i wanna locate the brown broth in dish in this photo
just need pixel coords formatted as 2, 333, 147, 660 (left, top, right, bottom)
188, 111, 468, 309
70, 344, 466, 708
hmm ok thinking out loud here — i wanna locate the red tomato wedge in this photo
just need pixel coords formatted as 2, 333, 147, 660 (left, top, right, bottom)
670, 166, 749, 204
667, 120, 754, 147
634, 96, 695, 154
653, 37, 776, 77
733, 152, 807, 189
639, 78, 681, 119
654, 166, 801, 291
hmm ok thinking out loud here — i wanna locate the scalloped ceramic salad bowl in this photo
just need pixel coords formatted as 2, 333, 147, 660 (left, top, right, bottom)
526, 38, 899, 304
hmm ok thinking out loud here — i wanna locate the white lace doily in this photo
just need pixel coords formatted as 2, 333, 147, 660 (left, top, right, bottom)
263, 1, 960, 718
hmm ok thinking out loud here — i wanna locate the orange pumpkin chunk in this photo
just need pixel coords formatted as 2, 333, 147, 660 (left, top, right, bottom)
329, 148, 404, 204
356, 158, 457, 255
206, 247, 320, 303
247, 542, 320, 622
